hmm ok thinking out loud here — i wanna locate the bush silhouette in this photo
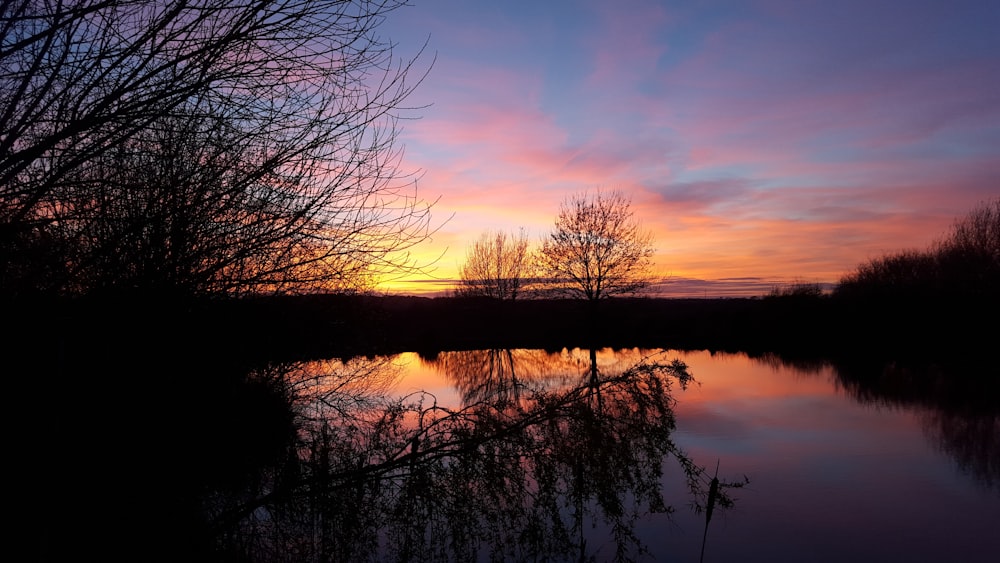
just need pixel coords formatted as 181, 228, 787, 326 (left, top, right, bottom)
836, 198, 1000, 300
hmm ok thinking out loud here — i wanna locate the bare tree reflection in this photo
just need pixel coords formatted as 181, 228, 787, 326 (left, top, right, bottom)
428, 348, 581, 407
204, 353, 742, 562
427, 347, 675, 409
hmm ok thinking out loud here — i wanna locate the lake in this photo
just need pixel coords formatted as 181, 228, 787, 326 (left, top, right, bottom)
305, 347, 997, 562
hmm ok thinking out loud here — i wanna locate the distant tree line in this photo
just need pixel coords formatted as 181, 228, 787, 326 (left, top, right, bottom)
447, 196, 998, 357
834, 197, 1000, 301
459, 193, 1000, 312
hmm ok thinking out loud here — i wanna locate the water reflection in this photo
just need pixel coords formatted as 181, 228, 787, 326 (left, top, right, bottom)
829, 358, 1000, 493
74, 346, 994, 561
923, 408, 999, 491
424, 348, 564, 407
423, 348, 663, 408
740, 352, 1000, 492
732, 353, 1000, 492
204, 350, 741, 562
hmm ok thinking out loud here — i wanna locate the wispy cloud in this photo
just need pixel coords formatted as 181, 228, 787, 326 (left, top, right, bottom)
380, 0, 1000, 295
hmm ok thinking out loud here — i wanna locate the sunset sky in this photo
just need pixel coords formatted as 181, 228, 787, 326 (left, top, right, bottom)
376, 0, 999, 297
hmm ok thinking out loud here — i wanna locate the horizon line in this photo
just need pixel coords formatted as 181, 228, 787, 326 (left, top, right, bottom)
377, 276, 837, 299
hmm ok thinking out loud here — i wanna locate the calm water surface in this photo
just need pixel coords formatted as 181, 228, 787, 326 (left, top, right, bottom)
382, 348, 999, 562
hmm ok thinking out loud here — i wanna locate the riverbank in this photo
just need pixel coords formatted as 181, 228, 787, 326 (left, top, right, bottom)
14, 291, 992, 365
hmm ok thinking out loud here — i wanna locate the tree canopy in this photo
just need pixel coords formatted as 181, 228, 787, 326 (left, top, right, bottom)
457, 229, 532, 300
1, 0, 435, 298
538, 190, 655, 302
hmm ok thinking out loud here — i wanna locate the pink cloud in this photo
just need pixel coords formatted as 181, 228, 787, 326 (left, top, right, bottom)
380, 0, 999, 294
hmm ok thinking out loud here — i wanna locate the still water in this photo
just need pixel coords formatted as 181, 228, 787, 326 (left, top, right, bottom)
368, 347, 999, 562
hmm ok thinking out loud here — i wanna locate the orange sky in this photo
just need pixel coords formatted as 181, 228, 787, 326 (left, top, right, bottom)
374, 0, 999, 297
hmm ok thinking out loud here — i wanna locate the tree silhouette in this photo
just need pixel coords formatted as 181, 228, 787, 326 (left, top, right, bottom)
941, 197, 1000, 260
936, 196, 1000, 296
457, 229, 533, 300
538, 189, 654, 303
0, 0, 435, 297
836, 197, 1000, 300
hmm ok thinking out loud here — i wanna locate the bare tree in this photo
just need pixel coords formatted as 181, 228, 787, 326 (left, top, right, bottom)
0, 0, 435, 297
457, 229, 532, 300
538, 189, 655, 302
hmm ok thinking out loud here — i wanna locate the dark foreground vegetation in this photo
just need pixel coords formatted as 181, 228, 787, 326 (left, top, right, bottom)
7, 194, 997, 563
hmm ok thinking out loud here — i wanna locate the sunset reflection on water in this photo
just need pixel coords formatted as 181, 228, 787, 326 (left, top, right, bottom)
380, 347, 999, 562
285, 346, 998, 562
389, 347, 841, 408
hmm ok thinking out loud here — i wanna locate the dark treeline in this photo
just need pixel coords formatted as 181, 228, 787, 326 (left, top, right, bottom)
837, 197, 1000, 303
319, 291, 996, 362
260, 197, 998, 363
9, 197, 996, 366
21, 287, 981, 366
